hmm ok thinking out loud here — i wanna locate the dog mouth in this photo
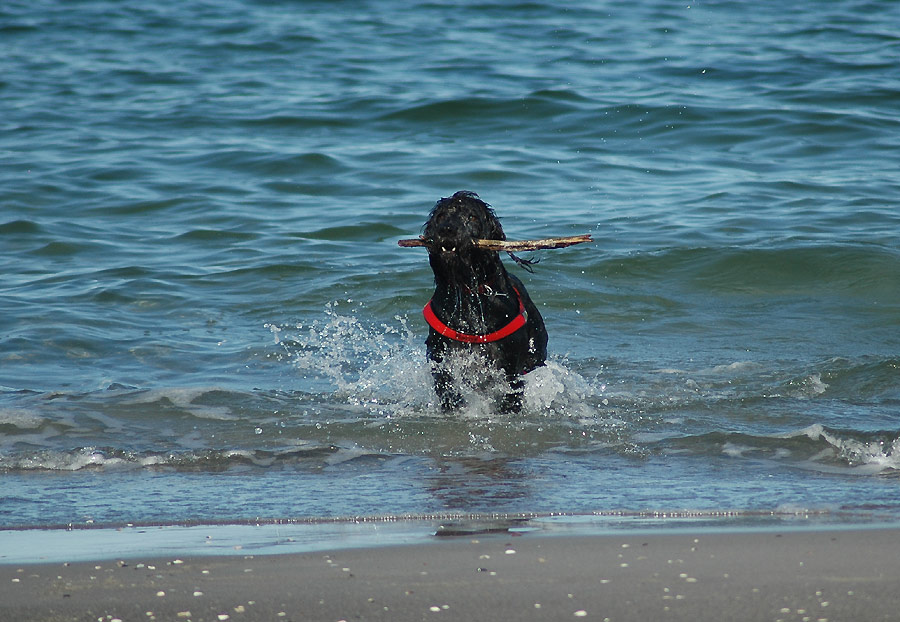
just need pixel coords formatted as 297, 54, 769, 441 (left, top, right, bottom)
425, 236, 471, 257
434, 244, 462, 265
431, 237, 481, 262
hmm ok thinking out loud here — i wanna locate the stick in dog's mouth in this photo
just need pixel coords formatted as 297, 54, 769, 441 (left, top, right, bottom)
398, 233, 592, 251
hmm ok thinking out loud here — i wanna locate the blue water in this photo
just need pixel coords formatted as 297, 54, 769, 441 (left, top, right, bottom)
2, 0, 900, 533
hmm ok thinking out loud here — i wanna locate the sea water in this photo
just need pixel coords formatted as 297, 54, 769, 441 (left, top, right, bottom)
2, 0, 899, 542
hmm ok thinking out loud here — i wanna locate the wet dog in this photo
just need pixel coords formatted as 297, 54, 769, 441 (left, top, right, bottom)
421, 191, 547, 412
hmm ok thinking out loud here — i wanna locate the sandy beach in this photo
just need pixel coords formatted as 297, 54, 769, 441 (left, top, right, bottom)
2, 527, 899, 621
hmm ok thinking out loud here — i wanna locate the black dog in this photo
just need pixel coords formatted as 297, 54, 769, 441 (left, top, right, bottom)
421, 191, 547, 412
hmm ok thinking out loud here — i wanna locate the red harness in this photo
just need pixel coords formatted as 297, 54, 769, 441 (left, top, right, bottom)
423, 288, 526, 344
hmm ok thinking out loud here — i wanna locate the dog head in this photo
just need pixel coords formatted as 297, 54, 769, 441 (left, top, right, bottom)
423, 191, 505, 275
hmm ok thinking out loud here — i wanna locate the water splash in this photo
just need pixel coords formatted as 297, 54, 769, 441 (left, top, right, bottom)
267, 301, 606, 423
268, 300, 432, 412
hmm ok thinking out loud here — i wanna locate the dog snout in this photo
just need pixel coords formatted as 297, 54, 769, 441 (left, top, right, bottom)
429, 219, 469, 251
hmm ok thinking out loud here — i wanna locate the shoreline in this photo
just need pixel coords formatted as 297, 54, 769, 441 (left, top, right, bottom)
2, 511, 896, 566
3, 527, 900, 621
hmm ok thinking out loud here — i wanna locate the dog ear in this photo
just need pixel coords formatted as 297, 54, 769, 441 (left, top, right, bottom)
488, 213, 505, 241
421, 196, 448, 239
484, 204, 506, 242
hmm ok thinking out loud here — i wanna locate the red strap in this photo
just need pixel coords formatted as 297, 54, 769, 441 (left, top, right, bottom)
423, 289, 526, 343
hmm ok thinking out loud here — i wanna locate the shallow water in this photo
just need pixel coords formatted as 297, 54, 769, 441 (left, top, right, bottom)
2, 0, 900, 531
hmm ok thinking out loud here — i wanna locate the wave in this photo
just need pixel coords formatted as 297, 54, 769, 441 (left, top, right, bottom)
380, 91, 589, 125
4, 422, 899, 476
0, 444, 372, 473
644, 424, 900, 474
588, 243, 900, 299
0, 219, 42, 235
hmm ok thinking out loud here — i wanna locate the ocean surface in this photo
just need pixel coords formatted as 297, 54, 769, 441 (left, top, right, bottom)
2, 0, 899, 541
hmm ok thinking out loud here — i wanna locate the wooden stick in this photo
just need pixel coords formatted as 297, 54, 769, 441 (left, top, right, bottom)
475, 234, 593, 251
398, 234, 592, 251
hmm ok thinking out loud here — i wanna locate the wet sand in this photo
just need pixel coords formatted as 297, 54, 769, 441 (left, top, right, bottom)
2, 528, 899, 621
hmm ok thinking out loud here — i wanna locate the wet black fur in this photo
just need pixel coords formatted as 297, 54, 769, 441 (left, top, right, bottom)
422, 191, 548, 412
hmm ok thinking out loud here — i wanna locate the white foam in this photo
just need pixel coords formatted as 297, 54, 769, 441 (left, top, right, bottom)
706, 361, 763, 374
123, 387, 237, 420
8, 447, 131, 472
0, 408, 45, 429
722, 443, 753, 458
787, 373, 829, 398
789, 424, 900, 473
